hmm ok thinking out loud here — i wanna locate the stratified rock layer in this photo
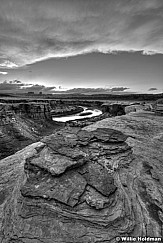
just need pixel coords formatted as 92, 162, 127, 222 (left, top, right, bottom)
0, 102, 53, 160
0, 111, 163, 242
85, 111, 163, 239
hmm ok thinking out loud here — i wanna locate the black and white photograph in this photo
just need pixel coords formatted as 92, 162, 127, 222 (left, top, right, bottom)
0, 0, 163, 242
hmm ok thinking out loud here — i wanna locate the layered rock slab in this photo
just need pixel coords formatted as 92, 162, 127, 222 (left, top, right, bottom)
84, 111, 163, 239
0, 127, 131, 243
21, 170, 87, 207
1, 111, 163, 242
28, 145, 88, 176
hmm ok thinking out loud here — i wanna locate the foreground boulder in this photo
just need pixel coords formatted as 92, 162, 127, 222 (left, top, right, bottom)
0, 111, 163, 242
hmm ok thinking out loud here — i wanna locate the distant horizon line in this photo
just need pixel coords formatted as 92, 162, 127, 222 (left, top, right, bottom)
0, 91, 163, 96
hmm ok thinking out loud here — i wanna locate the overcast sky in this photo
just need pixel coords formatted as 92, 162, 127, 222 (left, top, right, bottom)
0, 0, 163, 93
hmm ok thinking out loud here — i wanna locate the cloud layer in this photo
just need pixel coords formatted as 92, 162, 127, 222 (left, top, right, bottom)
62, 87, 129, 93
0, 80, 56, 93
0, 80, 129, 94
148, 87, 158, 91
0, 0, 163, 68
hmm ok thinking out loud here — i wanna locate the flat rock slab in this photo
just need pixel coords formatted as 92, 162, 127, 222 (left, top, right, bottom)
41, 129, 80, 149
92, 128, 128, 143
78, 162, 117, 197
29, 146, 88, 175
21, 170, 87, 207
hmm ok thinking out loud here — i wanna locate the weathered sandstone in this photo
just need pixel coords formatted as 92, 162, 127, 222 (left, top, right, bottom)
0, 101, 82, 160
0, 111, 163, 242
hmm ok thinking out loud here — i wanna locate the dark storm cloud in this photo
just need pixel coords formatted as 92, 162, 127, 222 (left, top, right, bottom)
111, 87, 129, 92
0, 80, 25, 91
56, 87, 129, 93
24, 84, 56, 93
148, 87, 158, 91
62, 88, 109, 93
0, 0, 163, 68
0, 80, 55, 93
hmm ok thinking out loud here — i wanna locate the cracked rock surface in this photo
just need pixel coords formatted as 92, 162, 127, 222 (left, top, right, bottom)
0, 111, 163, 242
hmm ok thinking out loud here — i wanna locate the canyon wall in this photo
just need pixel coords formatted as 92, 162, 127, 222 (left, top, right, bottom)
0, 101, 84, 160
0, 102, 55, 160
0, 102, 52, 124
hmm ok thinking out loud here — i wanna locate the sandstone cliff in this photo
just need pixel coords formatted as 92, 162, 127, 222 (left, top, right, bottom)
0, 102, 52, 123
0, 111, 163, 242
0, 102, 59, 160
0, 101, 88, 160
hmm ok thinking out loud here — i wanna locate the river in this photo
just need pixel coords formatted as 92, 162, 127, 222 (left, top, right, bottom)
52, 107, 102, 122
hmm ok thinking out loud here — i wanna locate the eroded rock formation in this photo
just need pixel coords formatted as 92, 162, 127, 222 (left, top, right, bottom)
0, 111, 163, 242
0, 102, 60, 160
101, 103, 126, 116
0, 101, 83, 160
0, 102, 52, 123
154, 99, 163, 115
85, 111, 163, 240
